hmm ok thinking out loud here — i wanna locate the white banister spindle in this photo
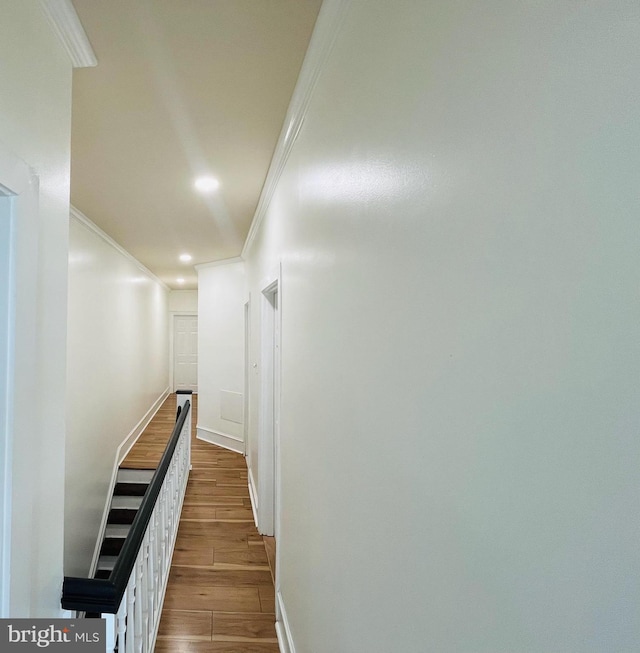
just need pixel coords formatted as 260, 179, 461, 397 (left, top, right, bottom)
140, 531, 150, 651
154, 507, 162, 613
147, 514, 156, 643
125, 571, 136, 653
134, 550, 144, 653
117, 588, 127, 652
104, 613, 116, 652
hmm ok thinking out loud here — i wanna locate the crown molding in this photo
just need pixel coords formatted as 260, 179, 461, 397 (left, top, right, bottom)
241, 0, 351, 258
70, 206, 170, 291
194, 256, 244, 272
39, 0, 97, 68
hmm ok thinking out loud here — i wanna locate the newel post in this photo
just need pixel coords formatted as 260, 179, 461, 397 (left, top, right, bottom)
176, 390, 193, 469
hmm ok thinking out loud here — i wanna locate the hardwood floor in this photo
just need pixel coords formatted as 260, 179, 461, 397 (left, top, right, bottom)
122, 395, 278, 652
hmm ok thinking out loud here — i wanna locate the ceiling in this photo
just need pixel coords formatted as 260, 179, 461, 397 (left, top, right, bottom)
70, 0, 322, 289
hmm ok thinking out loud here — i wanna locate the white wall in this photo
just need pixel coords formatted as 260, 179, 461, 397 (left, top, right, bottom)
65, 211, 169, 576
0, 0, 72, 617
197, 261, 246, 453
244, 1, 640, 651
169, 289, 198, 313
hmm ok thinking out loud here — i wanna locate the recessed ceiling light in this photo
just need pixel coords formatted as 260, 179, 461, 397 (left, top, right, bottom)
176, 278, 185, 284
194, 176, 219, 193
179, 253, 192, 263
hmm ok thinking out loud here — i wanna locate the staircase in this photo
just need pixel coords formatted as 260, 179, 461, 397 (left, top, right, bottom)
93, 469, 154, 580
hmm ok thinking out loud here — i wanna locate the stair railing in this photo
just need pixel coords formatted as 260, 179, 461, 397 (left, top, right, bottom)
61, 391, 192, 652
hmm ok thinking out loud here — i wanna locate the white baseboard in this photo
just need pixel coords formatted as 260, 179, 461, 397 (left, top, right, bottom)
276, 591, 296, 653
248, 466, 259, 529
196, 425, 245, 454
88, 387, 171, 576
118, 387, 171, 464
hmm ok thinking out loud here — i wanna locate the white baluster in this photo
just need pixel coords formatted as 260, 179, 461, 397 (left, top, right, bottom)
134, 550, 144, 653
104, 613, 116, 653
153, 508, 162, 618
147, 511, 156, 641
117, 588, 127, 653
140, 531, 150, 652
125, 572, 136, 653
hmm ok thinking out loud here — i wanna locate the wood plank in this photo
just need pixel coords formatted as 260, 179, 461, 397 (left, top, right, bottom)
171, 545, 215, 566
215, 507, 254, 520
182, 497, 245, 507
258, 586, 275, 614
185, 484, 249, 498
178, 520, 258, 536
157, 610, 212, 641
154, 641, 279, 653
212, 612, 276, 640
180, 505, 219, 520
214, 548, 269, 567
163, 584, 261, 613
169, 566, 273, 588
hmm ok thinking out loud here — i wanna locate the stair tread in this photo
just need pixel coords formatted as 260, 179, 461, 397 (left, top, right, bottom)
116, 469, 154, 484
97, 555, 118, 571
105, 524, 131, 538
111, 496, 143, 509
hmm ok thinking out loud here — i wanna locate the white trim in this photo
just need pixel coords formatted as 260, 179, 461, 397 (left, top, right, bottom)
88, 387, 170, 577
196, 426, 245, 454
247, 467, 259, 530
0, 147, 33, 618
70, 206, 170, 291
243, 299, 251, 464
38, 0, 97, 68
276, 591, 296, 653
241, 0, 351, 257
194, 256, 244, 271
258, 265, 281, 537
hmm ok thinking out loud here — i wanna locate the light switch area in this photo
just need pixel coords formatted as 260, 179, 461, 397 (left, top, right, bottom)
220, 390, 243, 424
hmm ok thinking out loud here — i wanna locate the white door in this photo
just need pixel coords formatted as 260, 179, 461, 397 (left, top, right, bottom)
174, 315, 198, 392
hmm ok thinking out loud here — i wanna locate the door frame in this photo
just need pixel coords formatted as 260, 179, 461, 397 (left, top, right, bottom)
258, 265, 281, 541
0, 145, 35, 617
243, 297, 251, 464
170, 312, 198, 392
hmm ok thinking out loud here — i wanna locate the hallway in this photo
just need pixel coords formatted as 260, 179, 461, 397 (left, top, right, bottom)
124, 395, 278, 651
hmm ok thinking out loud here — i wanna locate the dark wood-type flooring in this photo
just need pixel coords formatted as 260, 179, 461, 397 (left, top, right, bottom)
121, 394, 278, 652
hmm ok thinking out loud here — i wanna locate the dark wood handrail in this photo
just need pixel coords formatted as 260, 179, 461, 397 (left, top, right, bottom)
61, 400, 190, 613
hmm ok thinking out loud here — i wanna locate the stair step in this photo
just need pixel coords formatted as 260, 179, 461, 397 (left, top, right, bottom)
105, 524, 131, 538
111, 496, 143, 510
108, 508, 138, 524
116, 469, 154, 484
97, 556, 118, 571
100, 538, 126, 557
93, 569, 111, 580
114, 483, 148, 496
